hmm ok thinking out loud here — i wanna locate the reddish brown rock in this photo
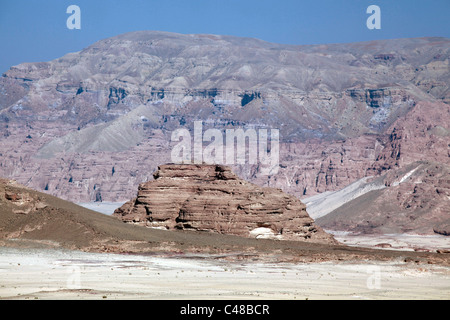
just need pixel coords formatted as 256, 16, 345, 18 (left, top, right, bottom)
113, 164, 336, 243
370, 101, 450, 174
5, 191, 20, 202
2, 180, 48, 214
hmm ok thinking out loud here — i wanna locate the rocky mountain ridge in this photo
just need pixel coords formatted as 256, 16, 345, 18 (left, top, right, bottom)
0, 31, 448, 236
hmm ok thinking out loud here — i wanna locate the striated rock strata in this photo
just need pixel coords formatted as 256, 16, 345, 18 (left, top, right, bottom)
1, 32, 449, 203
114, 164, 336, 243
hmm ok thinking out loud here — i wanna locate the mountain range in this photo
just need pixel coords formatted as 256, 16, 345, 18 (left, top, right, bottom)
0, 31, 449, 236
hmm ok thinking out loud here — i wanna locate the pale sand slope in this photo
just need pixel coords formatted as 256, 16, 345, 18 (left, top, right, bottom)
77, 202, 126, 215
303, 176, 386, 220
0, 248, 449, 300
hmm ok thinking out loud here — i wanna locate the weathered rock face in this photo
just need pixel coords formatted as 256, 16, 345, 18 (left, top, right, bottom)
0, 178, 48, 216
0, 31, 448, 211
369, 101, 450, 173
113, 164, 336, 243
315, 161, 450, 236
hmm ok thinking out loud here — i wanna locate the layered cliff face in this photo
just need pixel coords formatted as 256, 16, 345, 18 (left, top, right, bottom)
113, 164, 336, 243
369, 101, 450, 173
0, 31, 448, 215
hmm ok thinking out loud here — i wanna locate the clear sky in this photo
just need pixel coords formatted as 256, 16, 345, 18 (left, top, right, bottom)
1, 0, 449, 74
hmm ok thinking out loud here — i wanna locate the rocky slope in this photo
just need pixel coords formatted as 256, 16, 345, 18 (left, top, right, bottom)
303, 98, 450, 236
113, 164, 335, 243
307, 161, 450, 236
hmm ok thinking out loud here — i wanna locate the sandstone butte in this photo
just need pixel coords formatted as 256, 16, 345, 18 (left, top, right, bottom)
113, 164, 336, 244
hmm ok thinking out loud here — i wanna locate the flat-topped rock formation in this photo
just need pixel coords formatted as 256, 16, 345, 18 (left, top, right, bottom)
113, 164, 336, 243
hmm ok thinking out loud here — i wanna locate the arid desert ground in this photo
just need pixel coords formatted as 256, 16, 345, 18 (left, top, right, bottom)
1, 246, 449, 300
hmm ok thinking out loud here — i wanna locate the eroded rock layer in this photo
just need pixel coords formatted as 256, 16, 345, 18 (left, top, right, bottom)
113, 164, 335, 243
1, 33, 449, 203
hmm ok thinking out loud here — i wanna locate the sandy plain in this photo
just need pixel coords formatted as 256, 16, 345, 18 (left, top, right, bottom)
0, 247, 449, 300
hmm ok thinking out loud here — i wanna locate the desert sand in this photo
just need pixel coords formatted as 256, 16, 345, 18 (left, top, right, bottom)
77, 202, 125, 215
0, 247, 449, 300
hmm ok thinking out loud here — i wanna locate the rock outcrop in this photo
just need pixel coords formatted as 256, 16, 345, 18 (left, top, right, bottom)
113, 164, 335, 243
1, 179, 48, 215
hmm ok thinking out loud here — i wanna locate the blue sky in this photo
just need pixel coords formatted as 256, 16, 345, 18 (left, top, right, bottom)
1, 0, 449, 73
